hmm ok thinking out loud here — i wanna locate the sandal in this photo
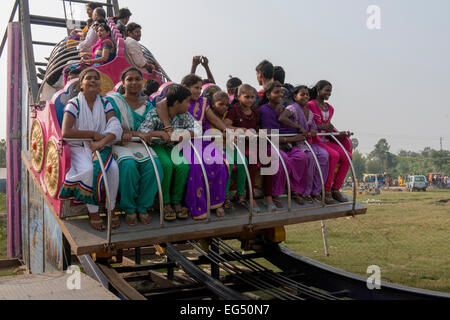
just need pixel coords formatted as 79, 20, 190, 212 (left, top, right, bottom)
88, 213, 105, 232
311, 194, 322, 203
138, 213, 152, 225
236, 195, 248, 209
263, 201, 277, 212
175, 207, 189, 220
273, 197, 284, 209
164, 207, 177, 221
215, 207, 226, 218
223, 198, 234, 210
125, 213, 138, 226
292, 193, 305, 205
303, 195, 314, 204
111, 213, 121, 229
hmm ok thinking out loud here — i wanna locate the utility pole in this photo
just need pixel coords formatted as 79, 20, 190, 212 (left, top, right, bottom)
440, 137, 443, 151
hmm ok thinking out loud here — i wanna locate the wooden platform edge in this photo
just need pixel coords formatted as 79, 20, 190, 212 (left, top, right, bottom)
21, 152, 81, 254
72, 206, 366, 255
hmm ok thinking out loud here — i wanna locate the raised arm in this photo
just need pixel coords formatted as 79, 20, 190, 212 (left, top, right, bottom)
200, 56, 215, 84
190, 56, 202, 75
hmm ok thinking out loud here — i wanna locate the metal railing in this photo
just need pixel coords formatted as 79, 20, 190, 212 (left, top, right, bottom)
60, 131, 356, 247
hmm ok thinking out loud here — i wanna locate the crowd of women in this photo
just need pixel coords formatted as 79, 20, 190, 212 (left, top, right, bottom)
55, 3, 353, 232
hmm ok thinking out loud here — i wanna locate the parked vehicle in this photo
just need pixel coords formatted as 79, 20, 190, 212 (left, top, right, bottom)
405, 175, 427, 191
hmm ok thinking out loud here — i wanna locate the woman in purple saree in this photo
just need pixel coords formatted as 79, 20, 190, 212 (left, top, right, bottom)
156, 74, 230, 219
181, 74, 229, 219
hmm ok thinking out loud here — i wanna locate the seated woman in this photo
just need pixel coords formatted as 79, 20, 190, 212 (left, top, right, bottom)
306, 80, 352, 204
181, 74, 229, 219
106, 67, 164, 226
138, 85, 196, 221
81, 23, 116, 66
58, 68, 123, 231
279, 85, 330, 203
258, 81, 310, 206
155, 75, 230, 219
64, 23, 115, 84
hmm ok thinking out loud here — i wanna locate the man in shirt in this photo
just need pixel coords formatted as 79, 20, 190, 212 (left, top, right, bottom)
255, 60, 274, 100
124, 23, 156, 73
78, 7, 106, 52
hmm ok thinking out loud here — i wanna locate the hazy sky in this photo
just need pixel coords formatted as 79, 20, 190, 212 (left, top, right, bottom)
1, 0, 449, 154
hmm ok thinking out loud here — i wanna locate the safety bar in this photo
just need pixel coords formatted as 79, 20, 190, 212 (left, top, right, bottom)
137, 137, 165, 227
264, 136, 292, 211
303, 141, 326, 207
63, 138, 113, 244
94, 149, 113, 244
330, 135, 356, 212
231, 140, 255, 224
267, 132, 356, 209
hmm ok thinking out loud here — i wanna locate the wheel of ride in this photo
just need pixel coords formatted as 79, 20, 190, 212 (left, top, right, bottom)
30, 120, 45, 172
44, 139, 60, 198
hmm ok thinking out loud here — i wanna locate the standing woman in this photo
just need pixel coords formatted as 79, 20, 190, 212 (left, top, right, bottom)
106, 67, 164, 226
59, 68, 123, 231
306, 80, 352, 203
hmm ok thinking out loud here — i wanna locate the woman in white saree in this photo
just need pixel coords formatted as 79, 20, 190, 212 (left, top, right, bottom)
58, 68, 123, 231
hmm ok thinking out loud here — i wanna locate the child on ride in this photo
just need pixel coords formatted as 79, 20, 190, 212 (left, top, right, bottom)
138, 85, 196, 221
210, 91, 245, 210
224, 84, 274, 213
180, 74, 229, 219
279, 85, 330, 203
58, 68, 123, 231
306, 80, 352, 203
258, 81, 311, 207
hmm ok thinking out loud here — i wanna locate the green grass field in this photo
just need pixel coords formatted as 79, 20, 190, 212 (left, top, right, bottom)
283, 189, 450, 293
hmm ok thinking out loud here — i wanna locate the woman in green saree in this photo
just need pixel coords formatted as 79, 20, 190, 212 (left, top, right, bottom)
106, 67, 165, 226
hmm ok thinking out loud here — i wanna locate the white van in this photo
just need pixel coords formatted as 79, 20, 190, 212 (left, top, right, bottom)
405, 175, 427, 191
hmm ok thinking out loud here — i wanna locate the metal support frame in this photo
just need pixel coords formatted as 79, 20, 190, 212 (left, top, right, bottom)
0, 0, 19, 58
265, 135, 291, 211
230, 140, 254, 224
19, 0, 39, 103
330, 135, 357, 212
95, 150, 113, 245
137, 137, 164, 227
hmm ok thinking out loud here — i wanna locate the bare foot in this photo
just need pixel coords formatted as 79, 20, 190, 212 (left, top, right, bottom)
111, 213, 121, 229
215, 207, 225, 218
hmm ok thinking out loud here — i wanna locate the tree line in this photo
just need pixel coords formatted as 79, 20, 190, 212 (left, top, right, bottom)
0, 140, 5, 168
352, 138, 450, 180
